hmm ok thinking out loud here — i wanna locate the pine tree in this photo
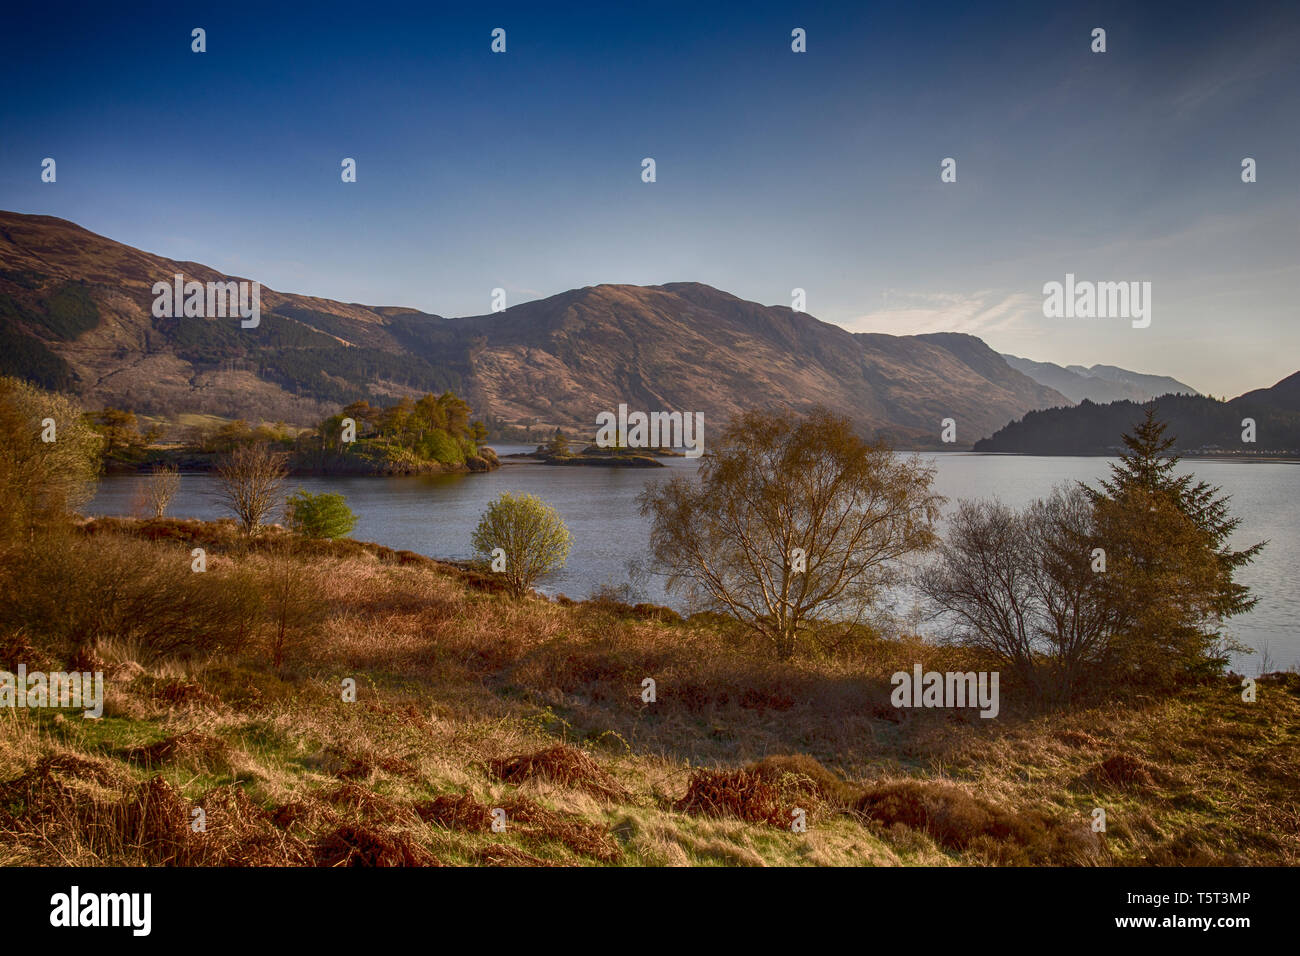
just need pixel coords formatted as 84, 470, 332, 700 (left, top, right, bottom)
1083, 407, 1264, 686
1085, 406, 1264, 619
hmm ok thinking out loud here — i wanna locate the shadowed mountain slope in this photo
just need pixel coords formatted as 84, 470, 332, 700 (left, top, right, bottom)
0, 211, 1069, 443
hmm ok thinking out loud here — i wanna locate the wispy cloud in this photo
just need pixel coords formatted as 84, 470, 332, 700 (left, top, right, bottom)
844, 289, 1040, 337
1162, 18, 1300, 124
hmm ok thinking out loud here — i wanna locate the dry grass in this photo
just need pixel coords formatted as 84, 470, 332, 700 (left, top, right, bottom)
124, 731, 232, 774
852, 779, 1104, 865
314, 825, 441, 867
487, 745, 628, 801
0, 518, 1295, 867
415, 793, 491, 831
674, 768, 790, 827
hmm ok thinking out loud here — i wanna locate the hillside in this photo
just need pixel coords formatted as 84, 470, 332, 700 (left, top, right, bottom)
446, 285, 1071, 444
975, 372, 1300, 455
0, 212, 1070, 444
3, 516, 1294, 868
1001, 354, 1199, 405
1235, 370, 1300, 413
0, 212, 466, 423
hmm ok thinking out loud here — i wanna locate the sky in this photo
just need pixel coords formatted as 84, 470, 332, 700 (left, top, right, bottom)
0, 0, 1296, 398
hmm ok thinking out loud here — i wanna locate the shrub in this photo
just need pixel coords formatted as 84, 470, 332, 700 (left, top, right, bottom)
262, 553, 327, 671
0, 376, 101, 552
487, 745, 625, 800
471, 492, 572, 597
853, 779, 1100, 864
286, 490, 357, 539
142, 463, 180, 519
917, 486, 1116, 701
674, 768, 788, 826
0, 531, 263, 664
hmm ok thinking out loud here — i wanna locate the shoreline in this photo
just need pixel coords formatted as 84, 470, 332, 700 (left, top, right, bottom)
102, 446, 505, 478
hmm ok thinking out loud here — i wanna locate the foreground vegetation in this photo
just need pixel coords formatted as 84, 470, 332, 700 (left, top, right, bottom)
1, 518, 1296, 867
1, 377, 1292, 867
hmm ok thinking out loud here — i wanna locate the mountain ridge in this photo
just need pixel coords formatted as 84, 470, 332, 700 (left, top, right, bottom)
1002, 353, 1199, 405
974, 371, 1300, 455
0, 210, 1074, 444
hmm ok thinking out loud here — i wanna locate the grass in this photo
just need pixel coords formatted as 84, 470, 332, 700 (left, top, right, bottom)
1, 517, 1296, 867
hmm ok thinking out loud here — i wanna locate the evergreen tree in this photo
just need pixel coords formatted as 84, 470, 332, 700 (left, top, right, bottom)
1086, 406, 1263, 620
1084, 407, 1263, 685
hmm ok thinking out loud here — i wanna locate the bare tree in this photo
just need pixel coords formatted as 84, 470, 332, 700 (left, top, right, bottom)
214, 443, 288, 535
917, 498, 1040, 688
264, 552, 324, 670
1027, 487, 1123, 697
142, 462, 180, 519
916, 485, 1120, 701
639, 407, 941, 660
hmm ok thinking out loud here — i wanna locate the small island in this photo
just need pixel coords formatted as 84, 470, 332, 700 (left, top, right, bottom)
506, 429, 669, 467
90, 391, 502, 476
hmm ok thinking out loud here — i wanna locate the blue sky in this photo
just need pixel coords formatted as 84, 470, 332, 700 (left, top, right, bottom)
1, 0, 1296, 397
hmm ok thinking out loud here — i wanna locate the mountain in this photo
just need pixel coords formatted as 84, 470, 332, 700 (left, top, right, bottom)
1001, 354, 1199, 404
974, 372, 1300, 455
1073, 363, 1201, 399
0, 211, 1070, 444
1234, 370, 1300, 413
0, 212, 466, 423
445, 287, 1069, 444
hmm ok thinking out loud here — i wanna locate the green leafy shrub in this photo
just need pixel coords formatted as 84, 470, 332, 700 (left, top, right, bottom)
471, 492, 572, 597
286, 490, 358, 539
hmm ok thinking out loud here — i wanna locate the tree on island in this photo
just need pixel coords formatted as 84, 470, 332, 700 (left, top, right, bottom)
547, 428, 571, 457
297, 391, 489, 468
88, 407, 161, 460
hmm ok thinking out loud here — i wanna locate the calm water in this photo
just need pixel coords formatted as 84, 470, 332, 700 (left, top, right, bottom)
88, 448, 1298, 671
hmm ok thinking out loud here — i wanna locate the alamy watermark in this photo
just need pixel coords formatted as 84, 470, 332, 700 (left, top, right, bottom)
1, 665, 103, 718
891, 664, 999, 718
50, 886, 150, 936
1042, 273, 1150, 328
595, 403, 704, 458
152, 273, 260, 328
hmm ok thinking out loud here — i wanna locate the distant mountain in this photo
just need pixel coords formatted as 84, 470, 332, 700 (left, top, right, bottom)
1002, 354, 1199, 404
447, 287, 1069, 444
975, 372, 1300, 456
0, 211, 1073, 445
1234, 370, 1300, 413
